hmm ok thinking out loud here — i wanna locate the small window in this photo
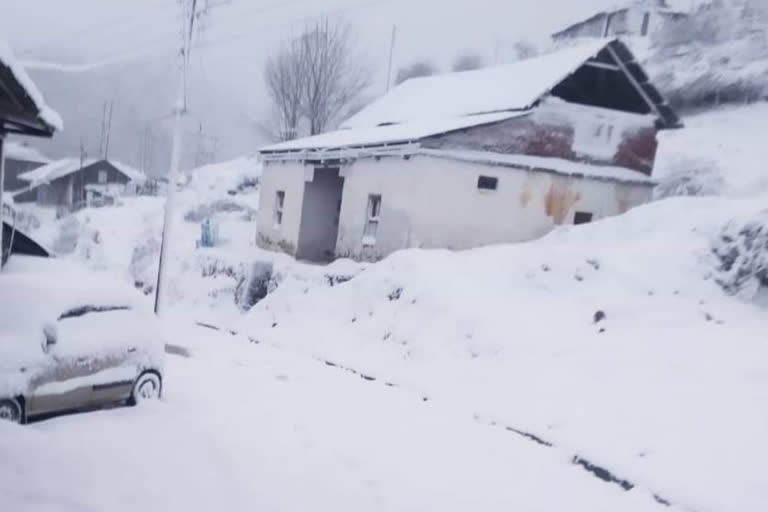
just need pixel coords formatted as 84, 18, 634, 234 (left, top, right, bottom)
574, 211, 593, 225
362, 194, 382, 245
97, 170, 108, 184
273, 191, 285, 227
477, 175, 498, 191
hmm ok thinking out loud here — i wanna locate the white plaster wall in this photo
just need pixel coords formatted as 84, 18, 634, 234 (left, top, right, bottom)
336, 155, 652, 260
256, 161, 307, 255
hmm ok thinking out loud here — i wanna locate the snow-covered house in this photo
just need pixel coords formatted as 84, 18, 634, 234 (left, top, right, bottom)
551, 0, 689, 43
3, 142, 50, 192
0, 40, 61, 265
13, 158, 146, 211
256, 39, 680, 262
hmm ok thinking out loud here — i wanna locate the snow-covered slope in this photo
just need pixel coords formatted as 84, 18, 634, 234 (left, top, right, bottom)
654, 103, 768, 197
237, 194, 768, 512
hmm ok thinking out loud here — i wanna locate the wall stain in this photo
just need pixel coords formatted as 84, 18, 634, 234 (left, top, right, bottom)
544, 178, 581, 224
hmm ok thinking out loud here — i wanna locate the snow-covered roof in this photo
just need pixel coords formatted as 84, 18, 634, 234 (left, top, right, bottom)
261, 112, 529, 153
419, 149, 656, 186
4, 141, 50, 163
17, 158, 88, 187
17, 158, 147, 188
0, 40, 63, 133
342, 39, 610, 129
110, 160, 148, 183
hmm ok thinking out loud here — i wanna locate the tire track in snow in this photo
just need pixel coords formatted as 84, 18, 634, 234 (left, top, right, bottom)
193, 320, 691, 511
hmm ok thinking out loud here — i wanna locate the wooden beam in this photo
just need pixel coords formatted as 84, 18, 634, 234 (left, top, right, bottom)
584, 60, 620, 71
605, 43, 667, 124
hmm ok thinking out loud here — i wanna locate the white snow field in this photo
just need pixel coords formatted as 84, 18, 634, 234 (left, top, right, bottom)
237, 194, 768, 512
0, 322, 667, 512
3, 103, 767, 511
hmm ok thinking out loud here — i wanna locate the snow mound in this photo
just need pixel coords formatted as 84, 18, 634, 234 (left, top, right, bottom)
238, 195, 768, 512
655, 103, 768, 197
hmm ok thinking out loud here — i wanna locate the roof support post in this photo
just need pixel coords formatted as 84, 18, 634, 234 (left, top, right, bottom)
605, 43, 666, 123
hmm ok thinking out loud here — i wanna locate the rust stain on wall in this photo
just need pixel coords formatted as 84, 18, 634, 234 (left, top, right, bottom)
614, 185, 632, 213
520, 188, 532, 207
544, 178, 581, 224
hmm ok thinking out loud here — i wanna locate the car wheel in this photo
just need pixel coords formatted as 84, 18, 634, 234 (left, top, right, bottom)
0, 398, 23, 424
130, 372, 162, 405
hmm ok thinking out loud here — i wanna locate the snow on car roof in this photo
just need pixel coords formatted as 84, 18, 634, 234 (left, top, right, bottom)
0, 257, 149, 336
419, 149, 656, 185
0, 40, 63, 132
260, 111, 530, 153
342, 39, 609, 129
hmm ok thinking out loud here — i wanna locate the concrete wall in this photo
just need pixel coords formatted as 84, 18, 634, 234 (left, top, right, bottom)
423, 99, 658, 175
335, 155, 652, 261
256, 161, 307, 256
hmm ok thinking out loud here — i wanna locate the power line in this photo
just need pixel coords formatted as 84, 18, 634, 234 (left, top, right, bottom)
32, 1, 178, 51
24, 0, 404, 72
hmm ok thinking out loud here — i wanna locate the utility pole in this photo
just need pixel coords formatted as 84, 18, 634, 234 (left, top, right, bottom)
385, 25, 397, 92
103, 100, 114, 160
0, 133, 6, 268
155, 0, 207, 315
79, 137, 86, 206
98, 101, 108, 157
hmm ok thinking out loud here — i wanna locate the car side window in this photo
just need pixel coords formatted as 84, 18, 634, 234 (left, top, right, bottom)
58, 305, 130, 321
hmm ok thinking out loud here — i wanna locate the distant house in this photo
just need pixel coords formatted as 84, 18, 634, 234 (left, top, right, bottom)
256, 39, 681, 262
3, 141, 50, 192
13, 158, 147, 211
0, 40, 61, 265
551, 0, 689, 43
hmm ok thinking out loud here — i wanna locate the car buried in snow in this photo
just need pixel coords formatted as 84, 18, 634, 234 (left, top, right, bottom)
0, 261, 165, 424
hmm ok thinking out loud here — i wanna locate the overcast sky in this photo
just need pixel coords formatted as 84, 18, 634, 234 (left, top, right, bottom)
2, 0, 620, 98
0, 0, 622, 168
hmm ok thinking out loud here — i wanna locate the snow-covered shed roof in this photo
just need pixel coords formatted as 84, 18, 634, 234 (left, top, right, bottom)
16, 158, 147, 189
261, 112, 528, 153
4, 141, 50, 163
0, 41, 62, 136
110, 160, 148, 183
419, 149, 656, 186
343, 40, 612, 129
261, 39, 679, 158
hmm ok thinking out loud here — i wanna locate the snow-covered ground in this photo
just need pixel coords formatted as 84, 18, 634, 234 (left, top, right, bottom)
0, 322, 668, 512
655, 103, 768, 197
4, 104, 767, 511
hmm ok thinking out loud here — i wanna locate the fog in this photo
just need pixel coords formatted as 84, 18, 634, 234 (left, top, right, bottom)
1, 0, 616, 175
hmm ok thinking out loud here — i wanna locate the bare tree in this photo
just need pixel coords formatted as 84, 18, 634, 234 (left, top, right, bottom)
262, 17, 371, 138
512, 40, 538, 61
299, 18, 371, 135
395, 60, 438, 85
264, 41, 303, 141
452, 52, 484, 72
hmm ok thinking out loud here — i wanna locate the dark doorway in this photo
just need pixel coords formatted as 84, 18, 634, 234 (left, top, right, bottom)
296, 167, 344, 262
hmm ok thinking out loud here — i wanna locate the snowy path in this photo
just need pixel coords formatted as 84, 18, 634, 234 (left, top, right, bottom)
0, 322, 667, 512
